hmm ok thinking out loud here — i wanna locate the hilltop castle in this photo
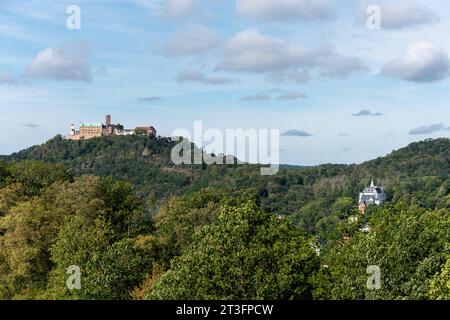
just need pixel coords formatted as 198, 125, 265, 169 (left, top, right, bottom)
67, 115, 156, 141
358, 180, 387, 214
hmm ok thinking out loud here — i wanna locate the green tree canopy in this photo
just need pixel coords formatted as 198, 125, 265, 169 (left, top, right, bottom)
312, 203, 450, 300
149, 198, 319, 300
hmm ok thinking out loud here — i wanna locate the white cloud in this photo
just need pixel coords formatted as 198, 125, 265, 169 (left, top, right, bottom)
165, 0, 197, 17
409, 123, 446, 135
357, 1, 439, 29
281, 129, 313, 137
22, 123, 39, 128
270, 69, 311, 84
381, 41, 449, 82
241, 94, 271, 101
240, 89, 306, 101
139, 96, 163, 102
215, 29, 366, 81
164, 25, 221, 56
313, 45, 367, 78
236, 0, 335, 22
26, 43, 92, 82
132, 0, 200, 17
352, 109, 383, 117
276, 92, 306, 100
177, 70, 236, 85
216, 29, 304, 73
0, 120, 39, 128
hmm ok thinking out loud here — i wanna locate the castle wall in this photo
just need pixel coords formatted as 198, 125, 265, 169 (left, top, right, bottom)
67, 115, 156, 140
80, 126, 103, 139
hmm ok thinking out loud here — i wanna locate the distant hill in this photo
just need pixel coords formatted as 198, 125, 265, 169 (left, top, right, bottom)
2, 134, 254, 198
2, 135, 449, 217
360, 138, 450, 178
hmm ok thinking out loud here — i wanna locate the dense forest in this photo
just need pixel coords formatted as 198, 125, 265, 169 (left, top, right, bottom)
0, 135, 449, 300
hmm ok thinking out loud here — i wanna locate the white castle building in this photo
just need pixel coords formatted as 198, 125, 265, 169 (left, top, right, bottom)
358, 180, 387, 214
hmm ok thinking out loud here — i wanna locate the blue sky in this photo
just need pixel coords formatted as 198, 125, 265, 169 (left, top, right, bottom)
1, 0, 450, 165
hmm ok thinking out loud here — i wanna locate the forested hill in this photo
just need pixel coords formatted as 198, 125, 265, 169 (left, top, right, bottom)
360, 138, 450, 178
1, 135, 449, 219
0, 136, 449, 300
5, 135, 449, 176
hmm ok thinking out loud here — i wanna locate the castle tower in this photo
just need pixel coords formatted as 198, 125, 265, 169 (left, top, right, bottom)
69, 124, 76, 136
106, 114, 113, 135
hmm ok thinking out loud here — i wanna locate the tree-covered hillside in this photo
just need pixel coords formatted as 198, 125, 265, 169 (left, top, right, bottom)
3, 135, 449, 220
0, 136, 449, 300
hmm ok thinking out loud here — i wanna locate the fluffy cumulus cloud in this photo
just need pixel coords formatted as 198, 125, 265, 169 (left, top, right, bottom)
409, 123, 447, 135
352, 109, 383, 117
177, 70, 235, 85
216, 29, 303, 73
26, 43, 92, 82
357, 1, 439, 29
381, 42, 450, 82
281, 129, 312, 137
164, 25, 221, 56
236, 0, 335, 22
215, 29, 366, 82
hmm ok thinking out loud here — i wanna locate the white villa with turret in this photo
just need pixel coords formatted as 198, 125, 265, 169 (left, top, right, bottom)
358, 180, 387, 214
